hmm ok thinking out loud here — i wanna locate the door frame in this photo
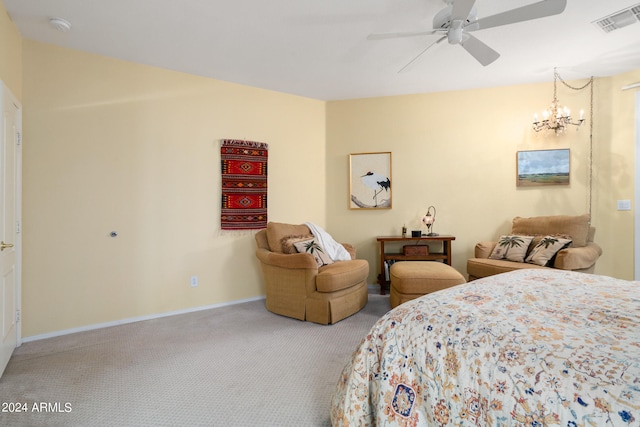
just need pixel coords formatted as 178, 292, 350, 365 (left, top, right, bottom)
14, 86, 22, 346
1, 81, 22, 351
635, 91, 640, 280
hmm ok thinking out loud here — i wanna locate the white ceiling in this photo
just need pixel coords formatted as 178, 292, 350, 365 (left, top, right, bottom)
5, 0, 640, 100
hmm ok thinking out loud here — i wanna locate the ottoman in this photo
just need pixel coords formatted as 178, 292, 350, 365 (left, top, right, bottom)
390, 261, 466, 308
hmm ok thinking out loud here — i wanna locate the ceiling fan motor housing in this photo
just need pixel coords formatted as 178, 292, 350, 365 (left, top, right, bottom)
433, 5, 478, 30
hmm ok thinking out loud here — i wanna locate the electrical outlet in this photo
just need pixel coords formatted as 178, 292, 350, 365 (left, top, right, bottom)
190, 276, 198, 287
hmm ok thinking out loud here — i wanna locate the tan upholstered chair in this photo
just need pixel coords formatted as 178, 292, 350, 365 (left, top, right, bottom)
467, 214, 602, 281
255, 222, 369, 325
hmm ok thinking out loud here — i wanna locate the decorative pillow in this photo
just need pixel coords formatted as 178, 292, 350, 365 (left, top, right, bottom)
280, 234, 314, 254
526, 236, 573, 266
293, 238, 334, 267
528, 234, 573, 257
489, 235, 534, 262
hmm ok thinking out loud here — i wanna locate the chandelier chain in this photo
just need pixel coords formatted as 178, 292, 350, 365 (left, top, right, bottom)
555, 68, 593, 91
554, 68, 595, 220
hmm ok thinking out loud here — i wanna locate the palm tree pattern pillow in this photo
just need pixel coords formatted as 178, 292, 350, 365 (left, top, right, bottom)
489, 235, 534, 262
293, 238, 334, 267
526, 236, 573, 266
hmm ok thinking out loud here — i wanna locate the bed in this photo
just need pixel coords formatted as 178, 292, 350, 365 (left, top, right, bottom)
331, 269, 640, 426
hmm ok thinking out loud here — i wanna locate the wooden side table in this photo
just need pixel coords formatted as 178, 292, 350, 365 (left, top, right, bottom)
376, 235, 456, 295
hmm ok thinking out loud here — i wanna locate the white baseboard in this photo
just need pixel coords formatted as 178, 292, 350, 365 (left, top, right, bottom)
21, 295, 266, 343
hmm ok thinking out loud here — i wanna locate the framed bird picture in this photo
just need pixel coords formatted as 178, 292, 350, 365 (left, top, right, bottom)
349, 152, 392, 209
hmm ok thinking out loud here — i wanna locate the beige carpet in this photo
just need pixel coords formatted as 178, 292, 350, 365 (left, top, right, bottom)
0, 291, 389, 426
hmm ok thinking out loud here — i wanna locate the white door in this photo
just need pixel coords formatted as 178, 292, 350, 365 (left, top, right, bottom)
0, 82, 21, 377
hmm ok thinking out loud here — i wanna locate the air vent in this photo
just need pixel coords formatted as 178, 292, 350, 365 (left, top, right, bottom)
593, 3, 640, 33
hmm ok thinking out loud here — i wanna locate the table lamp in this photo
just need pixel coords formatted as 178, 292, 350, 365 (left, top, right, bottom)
422, 206, 438, 236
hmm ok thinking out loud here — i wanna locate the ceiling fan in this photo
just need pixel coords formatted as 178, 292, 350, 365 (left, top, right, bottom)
368, 0, 567, 70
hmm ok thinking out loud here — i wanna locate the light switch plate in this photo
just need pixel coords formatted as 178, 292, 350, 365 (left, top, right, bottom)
617, 200, 631, 211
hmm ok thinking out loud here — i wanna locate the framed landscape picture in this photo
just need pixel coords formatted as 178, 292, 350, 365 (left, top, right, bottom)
349, 152, 392, 209
516, 148, 570, 187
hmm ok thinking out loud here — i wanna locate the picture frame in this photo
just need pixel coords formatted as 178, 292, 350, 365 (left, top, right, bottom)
516, 148, 570, 187
349, 152, 392, 209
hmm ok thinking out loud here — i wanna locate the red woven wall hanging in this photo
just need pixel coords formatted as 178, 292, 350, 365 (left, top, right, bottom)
220, 139, 268, 230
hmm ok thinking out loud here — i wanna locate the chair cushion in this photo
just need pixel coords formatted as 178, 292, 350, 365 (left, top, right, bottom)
266, 222, 310, 253
467, 257, 547, 279
316, 260, 368, 293
511, 214, 590, 247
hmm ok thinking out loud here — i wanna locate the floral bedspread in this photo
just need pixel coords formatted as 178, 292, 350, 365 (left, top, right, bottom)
331, 269, 640, 426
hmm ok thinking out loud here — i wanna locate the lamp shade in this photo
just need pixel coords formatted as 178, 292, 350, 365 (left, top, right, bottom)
422, 205, 438, 236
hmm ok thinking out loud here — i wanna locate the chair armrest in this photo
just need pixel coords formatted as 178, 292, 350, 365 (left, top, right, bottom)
341, 243, 356, 260
255, 248, 319, 270
475, 241, 497, 258
553, 242, 602, 270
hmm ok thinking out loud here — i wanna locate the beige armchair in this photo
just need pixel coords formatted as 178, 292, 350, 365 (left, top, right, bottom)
467, 214, 602, 281
255, 222, 369, 325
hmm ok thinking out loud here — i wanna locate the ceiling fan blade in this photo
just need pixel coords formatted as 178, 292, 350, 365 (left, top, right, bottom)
460, 33, 500, 66
451, 0, 477, 21
398, 36, 447, 73
472, 0, 567, 31
367, 30, 437, 40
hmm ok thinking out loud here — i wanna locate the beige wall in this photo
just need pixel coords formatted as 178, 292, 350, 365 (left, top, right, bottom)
0, 0, 22, 99
22, 40, 326, 337
326, 70, 640, 284
14, 18, 639, 337
597, 69, 640, 279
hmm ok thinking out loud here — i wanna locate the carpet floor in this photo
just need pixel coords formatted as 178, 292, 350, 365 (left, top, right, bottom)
0, 292, 390, 426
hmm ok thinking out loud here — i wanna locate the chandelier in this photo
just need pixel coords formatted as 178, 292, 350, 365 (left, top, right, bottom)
532, 68, 585, 135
